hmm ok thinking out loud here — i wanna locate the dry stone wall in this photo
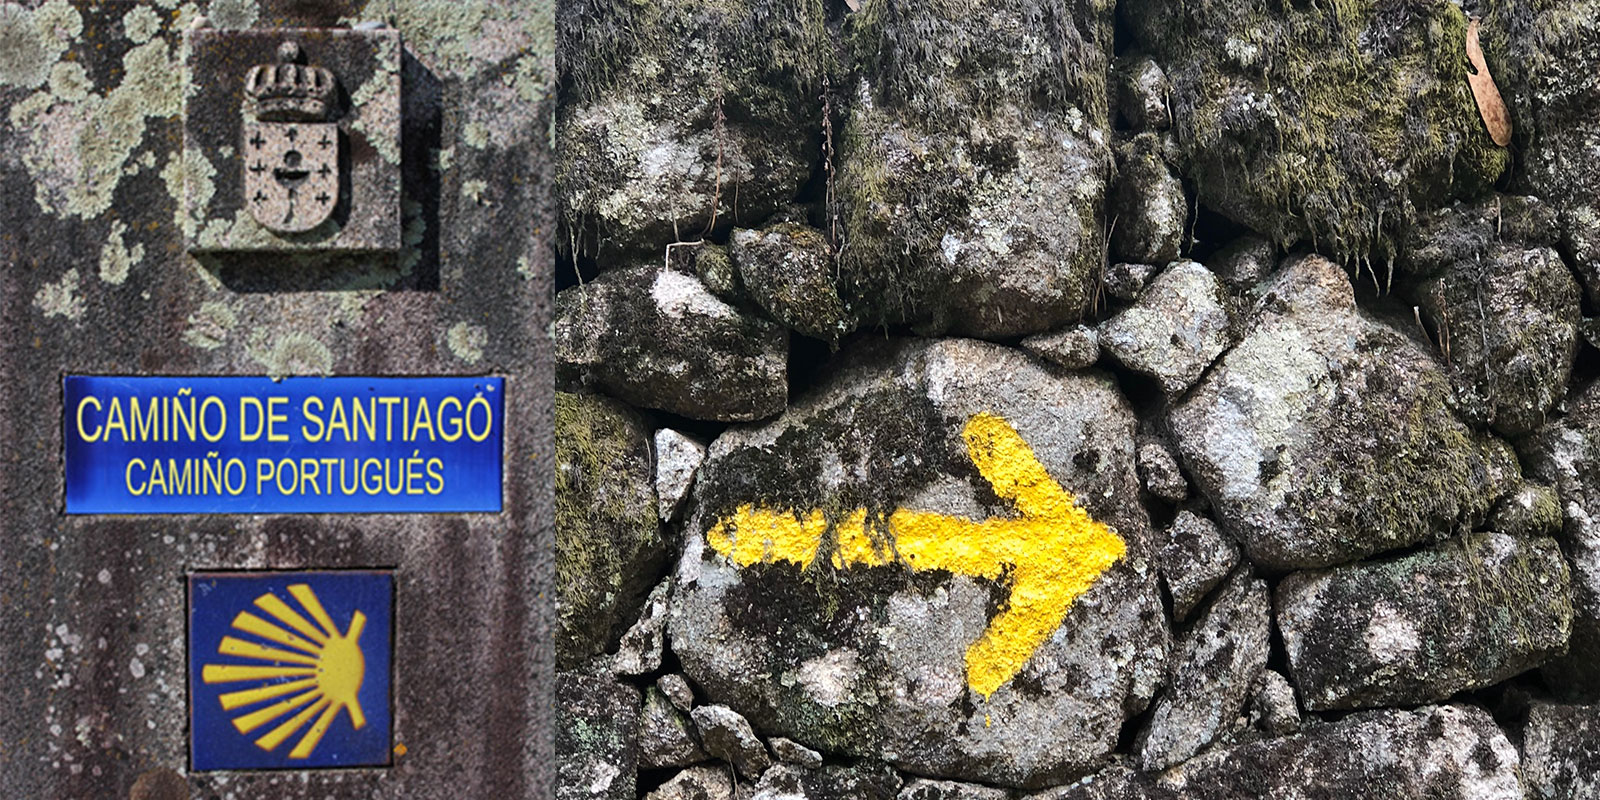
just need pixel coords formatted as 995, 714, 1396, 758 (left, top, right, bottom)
556, 0, 1600, 798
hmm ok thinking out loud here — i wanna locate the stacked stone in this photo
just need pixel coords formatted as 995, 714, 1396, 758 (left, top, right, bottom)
554, 0, 1600, 797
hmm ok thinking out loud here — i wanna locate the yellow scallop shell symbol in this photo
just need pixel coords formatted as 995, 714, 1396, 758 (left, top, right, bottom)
201, 584, 367, 759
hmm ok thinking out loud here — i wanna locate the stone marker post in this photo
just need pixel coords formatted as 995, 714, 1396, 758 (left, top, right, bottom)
1, 1, 553, 797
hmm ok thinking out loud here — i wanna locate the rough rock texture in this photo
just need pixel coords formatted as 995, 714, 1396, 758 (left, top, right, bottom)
1110, 135, 1185, 266
1522, 701, 1600, 800
1100, 260, 1233, 397
1277, 533, 1572, 711
646, 766, 734, 800
670, 338, 1168, 788
1248, 671, 1300, 736
556, 392, 664, 668
1209, 236, 1276, 292
1136, 571, 1270, 770
1114, 54, 1170, 131
1492, 481, 1564, 539
1160, 512, 1239, 622
752, 763, 903, 800
555, 266, 789, 422
1520, 380, 1600, 699
1027, 706, 1524, 799
639, 686, 708, 771
556, 0, 826, 256
1121, 0, 1508, 263
731, 223, 856, 345
660, 673, 697, 713
1021, 326, 1100, 371
614, 578, 672, 676
656, 428, 709, 523
771, 737, 824, 768
1413, 202, 1579, 435
836, 0, 1113, 338
900, 778, 1012, 800
691, 704, 772, 780
558, 674, 641, 800
1169, 255, 1519, 570
1103, 262, 1157, 302
1479, 3, 1600, 306
1137, 437, 1188, 502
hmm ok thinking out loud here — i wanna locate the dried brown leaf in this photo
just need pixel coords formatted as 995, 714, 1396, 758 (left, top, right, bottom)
1467, 17, 1512, 147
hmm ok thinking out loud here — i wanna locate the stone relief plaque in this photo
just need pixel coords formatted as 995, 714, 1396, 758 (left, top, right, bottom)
183, 28, 400, 253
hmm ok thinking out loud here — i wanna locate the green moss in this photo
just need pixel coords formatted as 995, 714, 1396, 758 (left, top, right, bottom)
555, 392, 663, 667
1126, 0, 1507, 264
848, 0, 1113, 124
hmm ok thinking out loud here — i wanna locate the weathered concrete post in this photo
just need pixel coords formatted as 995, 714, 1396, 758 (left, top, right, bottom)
1, 1, 553, 797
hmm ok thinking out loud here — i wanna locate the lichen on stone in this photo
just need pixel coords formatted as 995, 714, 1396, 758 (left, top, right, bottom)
97, 220, 144, 285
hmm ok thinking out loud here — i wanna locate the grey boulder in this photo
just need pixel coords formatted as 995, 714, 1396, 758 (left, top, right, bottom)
557, 674, 640, 800
646, 766, 734, 800
1159, 511, 1238, 622
1277, 532, 1572, 711
639, 686, 708, 770
555, 266, 788, 422
1109, 134, 1186, 267
1522, 701, 1600, 800
669, 338, 1168, 788
1100, 260, 1232, 397
1027, 705, 1524, 800
1168, 255, 1519, 570
1520, 379, 1600, 699
1136, 571, 1269, 770
691, 704, 771, 780
730, 223, 856, 345
1416, 241, 1579, 436
1021, 326, 1100, 371
556, 0, 825, 256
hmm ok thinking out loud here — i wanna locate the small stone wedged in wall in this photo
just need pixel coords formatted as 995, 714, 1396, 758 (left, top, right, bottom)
1491, 481, 1564, 539
1021, 326, 1100, 371
556, 392, 664, 669
730, 223, 857, 346
751, 761, 903, 800
557, 674, 641, 800
1025, 705, 1524, 799
556, 0, 827, 257
1136, 437, 1188, 503
1109, 134, 1185, 266
1519, 378, 1600, 699
1207, 236, 1275, 293
692, 704, 772, 780
1159, 511, 1238, 622
669, 337, 1168, 788
656, 428, 709, 523
1120, 0, 1507, 266
1099, 260, 1233, 398
1114, 53, 1170, 131
646, 765, 734, 800
1135, 570, 1269, 771
1277, 532, 1572, 712
836, 0, 1114, 339
1169, 255, 1520, 571
1102, 262, 1158, 302
1247, 670, 1300, 737
554, 265, 789, 422
1521, 700, 1600, 800
640, 686, 709, 770
613, 577, 671, 676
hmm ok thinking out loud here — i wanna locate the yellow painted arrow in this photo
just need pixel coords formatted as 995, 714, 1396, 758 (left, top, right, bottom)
706, 412, 1126, 698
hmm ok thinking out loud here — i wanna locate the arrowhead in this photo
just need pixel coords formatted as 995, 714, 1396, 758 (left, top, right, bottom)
705, 412, 1126, 698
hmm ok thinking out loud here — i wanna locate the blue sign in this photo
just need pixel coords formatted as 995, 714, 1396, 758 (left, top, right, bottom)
189, 571, 392, 771
64, 376, 503, 513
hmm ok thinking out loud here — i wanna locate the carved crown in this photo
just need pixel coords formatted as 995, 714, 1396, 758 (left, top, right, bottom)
245, 41, 336, 122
